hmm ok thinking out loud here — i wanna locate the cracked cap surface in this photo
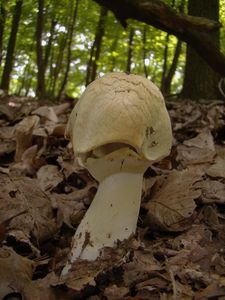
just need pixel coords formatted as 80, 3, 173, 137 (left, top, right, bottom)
65, 72, 172, 162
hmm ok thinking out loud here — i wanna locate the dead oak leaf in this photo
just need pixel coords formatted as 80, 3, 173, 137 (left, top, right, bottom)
206, 156, 225, 179
37, 164, 64, 192
0, 246, 34, 299
14, 115, 40, 162
123, 249, 162, 287
145, 169, 202, 231
0, 175, 57, 245
0, 246, 55, 300
52, 183, 96, 229
195, 179, 225, 204
176, 130, 216, 167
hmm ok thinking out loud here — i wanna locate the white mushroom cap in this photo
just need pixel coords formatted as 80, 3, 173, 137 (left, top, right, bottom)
65, 72, 172, 165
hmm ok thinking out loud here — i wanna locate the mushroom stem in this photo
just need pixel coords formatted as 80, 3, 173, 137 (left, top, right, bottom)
62, 171, 143, 275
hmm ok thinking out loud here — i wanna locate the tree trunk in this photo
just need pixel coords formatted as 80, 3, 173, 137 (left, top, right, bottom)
17, 65, 28, 95
109, 25, 120, 72
142, 25, 148, 78
24, 74, 33, 97
58, 0, 79, 99
36, 0, 46, 99
50, 34, 67, 97
163, 39, 182, 95
44, 18, 56, 70
160, 0, 183, 95
126, 27, 134, 73
0, 0, 23, 92
160, 33, 170, 91
0, 0, 6, 67
85, 6, 108, 86
182, 0, 220, 100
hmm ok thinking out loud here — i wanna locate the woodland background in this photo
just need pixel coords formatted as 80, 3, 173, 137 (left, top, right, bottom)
0, 0, 225, 101
0, 1, 225, 299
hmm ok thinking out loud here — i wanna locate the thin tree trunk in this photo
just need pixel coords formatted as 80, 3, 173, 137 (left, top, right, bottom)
126, 27, 134, 73
109, 22, 120, 72
50, 33, 67, 97
142, 25, 148, 78
58, 0, 79, 99
160, 0, 184, 95
17, 61, 32, 96
109, 34, 119, 72
85, 6, 108, 86
0, 1, 6, 67
160, 33, 170, 91
47, 42, 55, 96
17, 41, 34, 95
0, 0, 23, 91
36, 0, 46, 99
163, 39, 182, 95
24, 75, 33, 97
44, 18, 56, 70
17, 68, 27, 95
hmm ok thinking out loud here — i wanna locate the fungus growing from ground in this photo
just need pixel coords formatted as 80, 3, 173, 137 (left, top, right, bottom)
62, 72, 172, 274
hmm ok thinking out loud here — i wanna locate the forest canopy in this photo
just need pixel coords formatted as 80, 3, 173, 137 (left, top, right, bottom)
1, 2, 225, 298
0, 0, 225, 100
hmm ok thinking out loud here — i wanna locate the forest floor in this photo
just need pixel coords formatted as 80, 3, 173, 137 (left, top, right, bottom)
0, 93, 225, 300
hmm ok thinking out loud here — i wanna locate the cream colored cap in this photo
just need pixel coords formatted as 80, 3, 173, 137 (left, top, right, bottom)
65, 72, 172, 162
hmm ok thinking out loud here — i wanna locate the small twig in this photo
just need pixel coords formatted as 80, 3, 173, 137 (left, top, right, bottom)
168, 266, 178, 300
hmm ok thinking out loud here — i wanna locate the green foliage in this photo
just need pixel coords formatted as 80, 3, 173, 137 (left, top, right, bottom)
0, 0, 224, 98
220, 0, 225, 53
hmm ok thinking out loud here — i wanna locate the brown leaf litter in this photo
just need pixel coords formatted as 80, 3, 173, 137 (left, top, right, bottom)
0, 97, 225, 299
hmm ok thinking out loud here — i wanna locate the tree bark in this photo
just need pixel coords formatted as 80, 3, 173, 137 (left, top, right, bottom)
126, 27, 134, 73
163, 38, 182, 95
93, 0, 225, 76
58, 0, 80, 99
160, 33, 170, 91
0, 0, 23, 91
50, 33, 67, 97
17, 42, 34, 96
182, 0, 220, 100
142, 25, 149, 78
85, 6, 108, 86
44, 18, 56, 70
109, 24, 120, 72
36, 0, 46, 99
0, 0, 6, 67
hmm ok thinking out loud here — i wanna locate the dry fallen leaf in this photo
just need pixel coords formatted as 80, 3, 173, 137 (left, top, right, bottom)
206, 156, 225, 179
37, 164, 64, 192
104, 285, 129, 300
0, 98, 225, 299
195, 179, 225, 204
176, 130, 216, 167
11, 144, 46, 175
123, 249, 162, 287
0, 246, 55, 300
0, 246, 34, 298
32, 105, 58, 122
14, 115, 40, 162
145, 168, 202, 231
52, 186, 96, 229
0, 175, 57, 247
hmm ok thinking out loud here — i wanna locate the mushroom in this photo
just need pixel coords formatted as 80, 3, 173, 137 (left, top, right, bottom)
62, 72, 172, 274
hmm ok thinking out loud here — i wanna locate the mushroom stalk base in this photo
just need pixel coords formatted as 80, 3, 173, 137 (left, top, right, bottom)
62, 172, 143, 275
